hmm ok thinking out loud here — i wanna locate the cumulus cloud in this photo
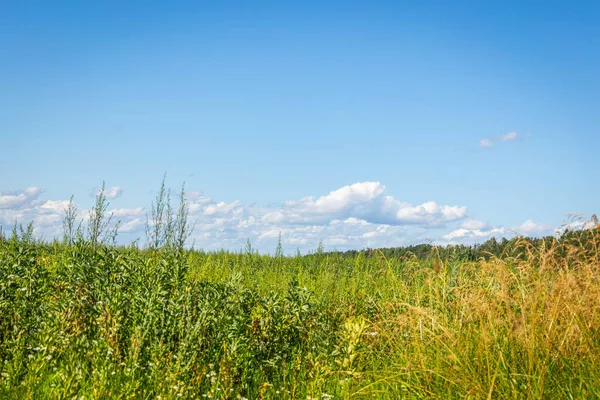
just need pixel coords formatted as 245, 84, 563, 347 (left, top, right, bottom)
120, 218, 145, 233
0, 187, 43, 209
203, 201, 243, 217
90, 185, 123, 200
0, 188, 63, 239
460, 219, 490, 230
514, 219, 553, 237
480, 132, 530, 148
443, 227, 506, 242
442, 218, 554, 244
262, 182, 467, 226
0, 186, 139, 241
110, 207, 144, 218
253, 218, 411, 251
0, 182, 577, 253
161, 182, 466, 252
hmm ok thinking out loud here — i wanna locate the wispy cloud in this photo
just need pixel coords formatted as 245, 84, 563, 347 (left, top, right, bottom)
499, 132, 518, 142
480, 132, 530, 148
479, 138, 493, 148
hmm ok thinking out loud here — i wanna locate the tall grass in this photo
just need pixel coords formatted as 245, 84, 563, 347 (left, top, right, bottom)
0, 188, 598, 398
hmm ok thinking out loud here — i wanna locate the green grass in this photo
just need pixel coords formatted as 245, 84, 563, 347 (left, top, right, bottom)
1, 227, 599, 399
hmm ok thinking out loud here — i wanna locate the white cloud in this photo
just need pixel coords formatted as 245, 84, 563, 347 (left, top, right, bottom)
203, 201, 243, 216
479, 138, 493, 148
0, 187, 138, 241
0, 182, 580, 254
443, 227, 506, 241
514, 219, 553, 237
499, 132, 518, 142
393, 201, 467, 225
91, 185, 123, 200
120, 218, 145, 233
187, 190, 212, 203
262, 182, 467, 226
0, 187, 43, 209
40, 200, 71, 213
0, 182, 464, 252
32, 213, 62, 227
480, 132, 529, 148
110, 207, 144, 218
555, 220, 598, 235
442, 218, 555, 244
461, 219, 489, 230
104, 186, 123, 200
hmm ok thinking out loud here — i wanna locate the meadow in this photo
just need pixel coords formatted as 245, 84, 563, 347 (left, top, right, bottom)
0, 186, 599, 399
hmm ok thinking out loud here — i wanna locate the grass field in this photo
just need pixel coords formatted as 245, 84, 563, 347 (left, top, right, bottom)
1, 215, 599, 399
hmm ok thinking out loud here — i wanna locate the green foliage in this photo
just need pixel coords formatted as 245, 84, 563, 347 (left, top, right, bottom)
329, 228, 600, 265
87, 182, 118, 249
62, 195, 82, 246
1, 226, 599, 399
146, 175, 194, 253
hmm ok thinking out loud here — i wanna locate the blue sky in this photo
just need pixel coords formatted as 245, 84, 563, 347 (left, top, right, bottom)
1, 1, 598, 252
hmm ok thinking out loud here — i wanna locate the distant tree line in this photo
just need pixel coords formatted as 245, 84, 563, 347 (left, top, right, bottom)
326, 222, 600, 263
